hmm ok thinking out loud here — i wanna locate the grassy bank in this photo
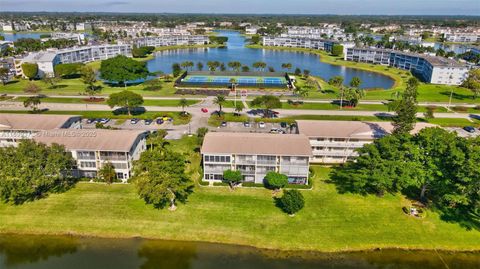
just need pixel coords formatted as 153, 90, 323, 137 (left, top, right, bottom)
0, 136, 478, 252
247, 45, 478, 104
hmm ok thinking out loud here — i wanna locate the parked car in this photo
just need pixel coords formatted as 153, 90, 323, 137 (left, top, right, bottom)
463, 126, 475, 133
201, 108, 208, 113
270, 128, 279, 134
280, 122, 288, 128
244, 121, 251, 127
99, 118, 110, 124
144, 119, 153, 125
86, 118, 95, 124
130, 118, 140, 124
258, 121, 266, 128
220, 121, 227, 127
156, 118, 164, 125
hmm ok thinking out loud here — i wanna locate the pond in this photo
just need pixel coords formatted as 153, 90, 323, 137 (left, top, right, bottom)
0, 32, 50, 41
146, 31, 395, 89
0, 234, 478, 269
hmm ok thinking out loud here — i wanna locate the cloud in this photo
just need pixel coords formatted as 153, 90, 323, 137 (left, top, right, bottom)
103, 1, 130, 5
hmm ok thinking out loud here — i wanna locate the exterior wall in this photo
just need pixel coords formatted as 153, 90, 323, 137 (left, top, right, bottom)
262, 36, 337, 52
308, 137, 373, 164
56, 44, 132, 64
345, 47, 469, 85
444, 33, 479, 43
202, 153, 310, 185
133, 35, 209, 47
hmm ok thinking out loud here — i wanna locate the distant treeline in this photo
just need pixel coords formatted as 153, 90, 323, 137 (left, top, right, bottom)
0, 12, 479, 28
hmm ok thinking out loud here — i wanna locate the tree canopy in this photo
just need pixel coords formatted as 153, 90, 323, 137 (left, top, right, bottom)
264, 171, 288, 190
461, 69, 480, 99
276, 190, 305, 215
133, 146, 193, 210
331, 127, 480, 228
392, 78, 419, 135
107, 90, 144, 115
100, 55, 149, 86
54, 63, 84, 78
223, 170, 243, 189
0, 140, 75, 204
21, 62, 38, 80
331, 44, 344, 56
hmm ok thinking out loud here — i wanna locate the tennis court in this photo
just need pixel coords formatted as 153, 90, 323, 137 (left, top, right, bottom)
180, 74, 289, 87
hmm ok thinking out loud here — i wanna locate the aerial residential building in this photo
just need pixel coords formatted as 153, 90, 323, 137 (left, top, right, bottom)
296, 120, 435, 164
262, 36, 338, 52
0, 114, 82, 147
133, 35, 209, 47
345, 47, 469, 85
245, 26, 260, 35
19, 51, 59, 78
443, 33, 479, 43
0, 41, 14, 52
55, 44, 132, 64
75, 22, 93, 31
33, 129, 147, 181
201, 132, 312, 185
50, 32, 86, 44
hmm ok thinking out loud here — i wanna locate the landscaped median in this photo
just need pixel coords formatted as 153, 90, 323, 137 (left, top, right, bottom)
0, 110, 192, 125
13, 96, 200, 107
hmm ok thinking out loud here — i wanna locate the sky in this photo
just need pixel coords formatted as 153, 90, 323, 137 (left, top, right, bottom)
0, 0, 479, 15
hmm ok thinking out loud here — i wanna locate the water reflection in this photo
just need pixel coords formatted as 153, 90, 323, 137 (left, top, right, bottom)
146, 31, 395, 89
0, 235, 478, 269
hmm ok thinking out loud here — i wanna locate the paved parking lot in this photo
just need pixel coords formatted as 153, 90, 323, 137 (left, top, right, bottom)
211, 121, 294, 134
81, 118, 174, 131
446, 127, 480, 138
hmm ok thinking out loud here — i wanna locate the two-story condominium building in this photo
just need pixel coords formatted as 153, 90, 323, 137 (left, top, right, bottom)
33, 129, 147, 181
0, 114, 81, 147
344, 47, 469, 85
296, 120, 434, 164
133, 35, 209, 47
443, 33, 479, 43
201, 132, 312, 185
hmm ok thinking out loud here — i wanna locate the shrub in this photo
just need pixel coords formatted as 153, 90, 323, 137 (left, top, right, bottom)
276, 189, 305, 215
452, 106, 468, 112
22, 62, 38, 80
199, 180, 210, 186
213, 182, 229, 187
241, 182, 264, 188
264, 171, 288, 190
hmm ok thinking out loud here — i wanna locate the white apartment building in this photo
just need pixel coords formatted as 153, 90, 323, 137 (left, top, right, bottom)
345, 47, 469, 85
34, 129, 147, 181
0, 114, 82, 148
0, 41, 14, 52
443, 33, 479, 43
296, 120, 435, 164
285, 26, 344, 37
201, 132, 312, 185
245, 26, 259, 35
20, 51, 59, 78
50, 33, 86, 44
55, 44, 132, 64
262, 36, 337, 52
133, 35, 209, 47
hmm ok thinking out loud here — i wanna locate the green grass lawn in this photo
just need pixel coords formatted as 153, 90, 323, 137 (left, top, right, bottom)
0, 136, 478, 252
13, 96, 199, 107
0, 110, 192, 125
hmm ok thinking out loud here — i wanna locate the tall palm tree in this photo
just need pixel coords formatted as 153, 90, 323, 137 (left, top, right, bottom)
178, 98, 189, 114
213, 95, 226, 115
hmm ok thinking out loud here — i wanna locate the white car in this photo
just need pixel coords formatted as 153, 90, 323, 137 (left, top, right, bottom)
258, 122, 266, 128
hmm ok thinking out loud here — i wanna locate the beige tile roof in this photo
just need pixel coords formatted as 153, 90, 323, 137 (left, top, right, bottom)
33, 129, 146, 152
201, 132, 312, 156
296, 120, 436, 139
0, 114, 80, 131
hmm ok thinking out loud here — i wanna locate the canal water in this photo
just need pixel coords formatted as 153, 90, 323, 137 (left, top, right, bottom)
146, 31, 395, 89
0, 234, 478, 269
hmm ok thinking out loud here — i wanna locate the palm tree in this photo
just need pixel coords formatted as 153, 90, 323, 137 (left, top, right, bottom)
178, 98, 190, 114
281, 63, 292, 72
213, 95, 226, 115
196, 62, 204, 71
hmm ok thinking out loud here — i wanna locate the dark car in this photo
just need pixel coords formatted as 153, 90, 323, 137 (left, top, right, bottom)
220, 121, 227, 127
86, 118, 95, 124
130, 118, 140, 124
144, 119, 153, 125
280, 122, 288, 128
244, 121, 251, 127
156, 118, 164, 125
463, 126, 475, 133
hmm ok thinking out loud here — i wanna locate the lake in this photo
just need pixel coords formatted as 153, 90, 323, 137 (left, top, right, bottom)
146, 31, 395, 89
0, 234, 478, 269
0, 32, 49, 41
